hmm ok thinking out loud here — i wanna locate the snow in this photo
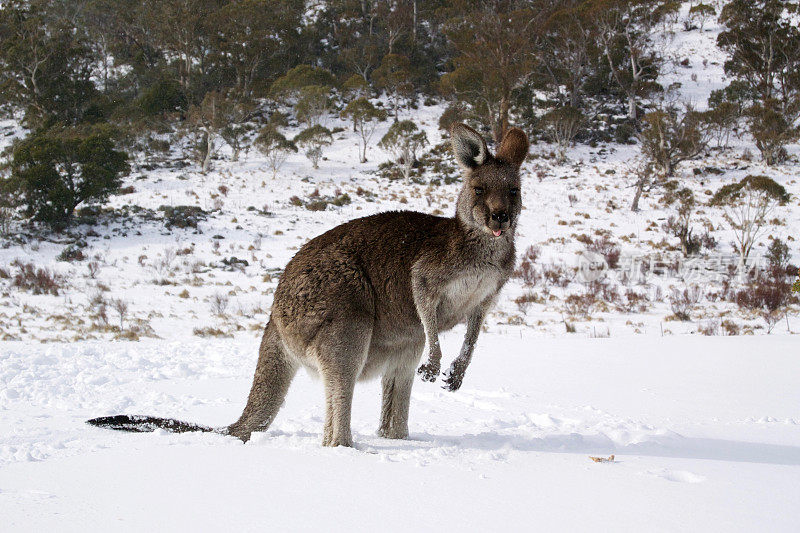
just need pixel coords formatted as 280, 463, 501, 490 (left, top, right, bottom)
2, 334, 799, 530
2, 2, 800, 530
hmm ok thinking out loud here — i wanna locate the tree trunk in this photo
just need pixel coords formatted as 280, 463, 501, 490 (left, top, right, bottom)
628, 94, 637, 121
631, 174, 647, 212
498, 95, 510, 143
202, 133, 214, 174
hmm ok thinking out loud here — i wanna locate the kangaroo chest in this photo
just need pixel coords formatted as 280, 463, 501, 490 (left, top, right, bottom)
438, 269, 503, 329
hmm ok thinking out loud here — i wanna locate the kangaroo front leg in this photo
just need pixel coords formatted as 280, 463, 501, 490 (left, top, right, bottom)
413, 273, 443, 382
443, 305, 488, 392
415, 305, 442, 382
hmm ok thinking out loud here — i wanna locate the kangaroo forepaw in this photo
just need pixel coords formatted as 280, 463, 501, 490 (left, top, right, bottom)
442, 366, 464, 392
417, 361, 440, 382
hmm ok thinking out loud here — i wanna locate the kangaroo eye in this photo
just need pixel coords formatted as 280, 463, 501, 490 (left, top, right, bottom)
509, 187, 519, 196
474, 187, 484, 196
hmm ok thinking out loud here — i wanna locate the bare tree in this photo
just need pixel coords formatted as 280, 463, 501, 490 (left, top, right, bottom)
710, 175, 790, 277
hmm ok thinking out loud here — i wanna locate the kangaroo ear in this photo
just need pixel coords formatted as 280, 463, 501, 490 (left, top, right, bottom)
450, 123, 488, 169
495, 127, 529, 168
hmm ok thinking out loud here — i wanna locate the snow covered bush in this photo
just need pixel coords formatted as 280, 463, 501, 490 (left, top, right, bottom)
540, 106, 584, 163
710, 175, 790, 272
294, 125, 333, 169
378, 120, 428, 180
341, 97, 386, 163
255, 125, 296, 178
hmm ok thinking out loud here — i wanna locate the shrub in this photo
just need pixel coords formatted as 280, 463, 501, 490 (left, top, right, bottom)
586, 235, 621, 269
540, 106, 584, 163
378, 121, 428, 180
564, 293, 595, 319
765, 238, 791, 279
514, 291, 541, 313
735, 275, 792, 333
11, 261, 63, 295
621, 289, 650, 313
139, 79, 187, 116
668, 286, 702, 321
57, 241, 87, 262
294, 125, 333, 169
255, 125, 297, 177
158, 205, 207, 229
661, 188, 698, 256
542, 262, 572, 288
513, 245, 540, 286
439, 103, 467, 132
7, 126, 129, 230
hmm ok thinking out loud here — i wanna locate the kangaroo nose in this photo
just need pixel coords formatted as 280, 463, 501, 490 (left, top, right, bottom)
491, 212, 509, 223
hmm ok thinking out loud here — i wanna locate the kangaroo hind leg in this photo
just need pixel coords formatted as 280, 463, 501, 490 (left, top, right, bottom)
379, 364, 415, 440
316, 318, 372, 447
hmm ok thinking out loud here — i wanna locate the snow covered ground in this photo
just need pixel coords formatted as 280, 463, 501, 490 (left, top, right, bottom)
2, 2, 800, 530
2, 333, 799, 531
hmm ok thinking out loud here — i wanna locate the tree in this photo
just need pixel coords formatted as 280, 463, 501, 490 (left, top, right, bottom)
589, 0, 671, 120
717, 0, 800, 114
717, 0, 800, 162
638, 105, 708, 177
341, 97, 386, 163
294, 85, 332, 127
688, 3, 716, 31
294, 125, 333, 169
440, 0, 542, 143
373, 53, 414, 122
540, 106, 584, 163
342, 74, 371, 132
269, 65, 337, 102
710, 175, 790, 275
0, 0, 99, 127
701, 95, 739, 149
378, 120, 428, 179
211, 0, 304, 98
146, 0, 222, 95
6, 126, 129, 230
219, 96, 256, 162
747, 100, 800, 165
255, 124, 296, 178
541, 2, 595, 109
187, 92, 224, 173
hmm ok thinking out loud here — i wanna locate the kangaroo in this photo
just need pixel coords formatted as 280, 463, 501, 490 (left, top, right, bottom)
88, 123, 529, 447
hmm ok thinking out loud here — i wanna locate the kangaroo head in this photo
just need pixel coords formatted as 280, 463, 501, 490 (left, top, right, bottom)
451, 123, 529, 238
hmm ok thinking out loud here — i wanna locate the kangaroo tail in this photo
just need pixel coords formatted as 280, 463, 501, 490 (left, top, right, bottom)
86, 414, 215, 434
87, 320, 296, 443
226, 318, 298, 442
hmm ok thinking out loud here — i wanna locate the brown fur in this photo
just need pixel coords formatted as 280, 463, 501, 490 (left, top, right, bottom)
226, 124, 529, 446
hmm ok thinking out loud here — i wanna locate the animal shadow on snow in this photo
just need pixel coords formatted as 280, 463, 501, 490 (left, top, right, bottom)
368, 430, 800, 467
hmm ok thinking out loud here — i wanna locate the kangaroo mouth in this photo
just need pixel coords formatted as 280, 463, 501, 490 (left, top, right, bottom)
486, 220, 511, 238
